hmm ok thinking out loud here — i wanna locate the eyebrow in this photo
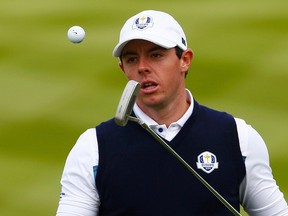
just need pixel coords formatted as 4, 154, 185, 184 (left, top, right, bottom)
121, 45, 167, 58
149, 45, 167, 52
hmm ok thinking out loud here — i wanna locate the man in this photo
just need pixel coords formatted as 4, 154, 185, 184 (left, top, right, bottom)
56, 10, 288, 215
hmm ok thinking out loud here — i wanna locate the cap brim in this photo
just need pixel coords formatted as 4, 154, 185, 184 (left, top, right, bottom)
112, 33, 177, 57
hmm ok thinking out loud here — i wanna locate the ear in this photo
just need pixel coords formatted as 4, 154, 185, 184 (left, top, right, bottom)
119, 61, 125, 73
180, 48, 193, 71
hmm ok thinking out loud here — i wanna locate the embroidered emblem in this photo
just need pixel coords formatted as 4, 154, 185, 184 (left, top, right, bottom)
132, 15, 154, 30
196, 151, 219, 174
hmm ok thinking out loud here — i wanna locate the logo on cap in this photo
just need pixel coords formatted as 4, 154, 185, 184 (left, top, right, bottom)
196, 151, 219, 174
132, 16, 153, 30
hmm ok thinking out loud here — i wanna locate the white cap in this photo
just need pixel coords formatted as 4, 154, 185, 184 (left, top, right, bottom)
113, 10, 188, 57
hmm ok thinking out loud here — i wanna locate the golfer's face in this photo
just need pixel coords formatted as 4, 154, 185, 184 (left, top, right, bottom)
120, 39, 188, 110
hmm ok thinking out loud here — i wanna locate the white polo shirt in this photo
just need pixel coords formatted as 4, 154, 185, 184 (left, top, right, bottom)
56, 89, 288, 216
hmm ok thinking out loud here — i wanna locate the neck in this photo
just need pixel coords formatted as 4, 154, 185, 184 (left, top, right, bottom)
138, 91, 190, 127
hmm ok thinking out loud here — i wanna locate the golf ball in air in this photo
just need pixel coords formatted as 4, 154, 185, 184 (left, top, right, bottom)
67, 26, 85, 43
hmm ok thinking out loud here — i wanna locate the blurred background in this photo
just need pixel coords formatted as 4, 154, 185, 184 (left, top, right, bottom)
0, 0, 287, 215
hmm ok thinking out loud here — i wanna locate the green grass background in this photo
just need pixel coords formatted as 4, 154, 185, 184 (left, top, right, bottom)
1, 0, 287, 215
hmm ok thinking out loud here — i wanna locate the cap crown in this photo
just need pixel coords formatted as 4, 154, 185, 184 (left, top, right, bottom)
113, 10, 187, 57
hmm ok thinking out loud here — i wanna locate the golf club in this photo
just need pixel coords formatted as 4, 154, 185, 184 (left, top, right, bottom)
115, 80, 242, 216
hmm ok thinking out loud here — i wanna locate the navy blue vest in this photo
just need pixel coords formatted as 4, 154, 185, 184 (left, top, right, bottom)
96, 101, 246, 216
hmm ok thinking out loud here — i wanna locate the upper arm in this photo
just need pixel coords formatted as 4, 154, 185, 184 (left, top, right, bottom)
236, 118, 288, 215
56, 128, 100, 216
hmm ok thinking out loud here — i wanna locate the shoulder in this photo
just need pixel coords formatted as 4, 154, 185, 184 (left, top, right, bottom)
194, 103, 236, 130
96, 117, 141, 139
66, 128, 98, 164
234, 118, 249, 156
196, 102, 235, 121
76, 128, 97, 148
234, 117, 267, 159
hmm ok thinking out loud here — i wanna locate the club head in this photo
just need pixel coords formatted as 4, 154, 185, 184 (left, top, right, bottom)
115, 80, 140, 126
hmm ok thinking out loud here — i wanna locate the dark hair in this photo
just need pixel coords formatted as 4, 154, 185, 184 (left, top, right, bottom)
175, 46, 184, 59
175, 46, 188, 78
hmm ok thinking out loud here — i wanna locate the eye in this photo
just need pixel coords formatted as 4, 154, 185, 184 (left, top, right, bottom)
124, 56, 138, 64
151, 53, 162, 58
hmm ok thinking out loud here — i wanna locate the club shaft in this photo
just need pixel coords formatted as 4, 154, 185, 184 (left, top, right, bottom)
128, 116, 241, 216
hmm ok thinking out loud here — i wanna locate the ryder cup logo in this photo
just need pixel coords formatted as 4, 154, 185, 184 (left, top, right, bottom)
132, 16, 153, 30
196, 151, 219, 174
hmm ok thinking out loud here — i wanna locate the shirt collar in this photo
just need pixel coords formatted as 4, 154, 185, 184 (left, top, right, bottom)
133, 89, 194, 128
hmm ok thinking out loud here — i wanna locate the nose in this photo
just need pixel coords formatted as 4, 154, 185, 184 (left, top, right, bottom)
137, 57, 150, 75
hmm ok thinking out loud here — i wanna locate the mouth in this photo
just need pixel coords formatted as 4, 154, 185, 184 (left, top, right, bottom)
141, 81, 158, 93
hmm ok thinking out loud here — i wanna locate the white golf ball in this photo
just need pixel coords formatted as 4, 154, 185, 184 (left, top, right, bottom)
67, 26, 85, 43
